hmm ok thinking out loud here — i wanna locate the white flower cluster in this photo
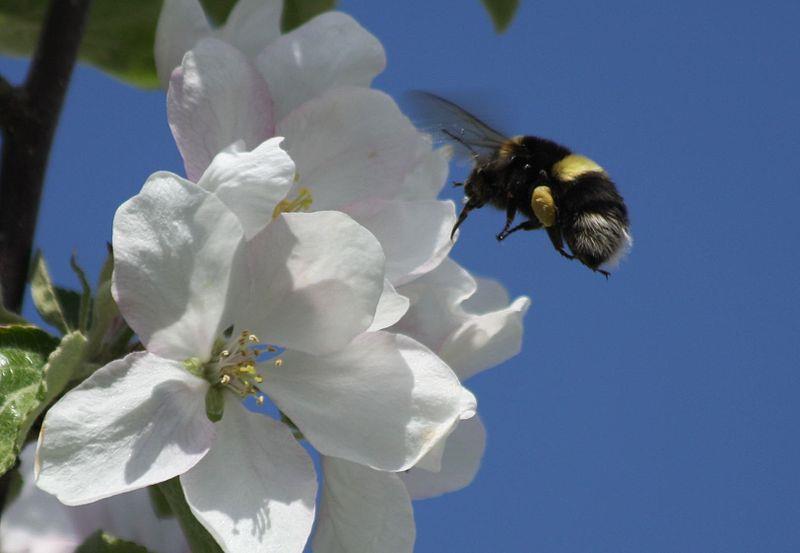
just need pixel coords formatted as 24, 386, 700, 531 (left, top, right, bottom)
0, 1, 530, 552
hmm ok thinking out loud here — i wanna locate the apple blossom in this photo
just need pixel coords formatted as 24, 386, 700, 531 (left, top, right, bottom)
168, 38, 456, 289
35, 141, 476, 553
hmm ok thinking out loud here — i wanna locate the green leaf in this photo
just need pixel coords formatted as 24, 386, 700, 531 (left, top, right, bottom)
97, 246, 114, 290
18, 331, 89, 445
281, 0, 336, 32
480, 0, 520, 32
30, 253, 69, 334
70, 254, 93, 332
76, 530, 150, 553
54, 287, 82, 332
0, 325, 59, 476
157, 478, 223, 553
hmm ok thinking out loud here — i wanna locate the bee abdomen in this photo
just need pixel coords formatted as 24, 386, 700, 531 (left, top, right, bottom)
560, 174, 631, 269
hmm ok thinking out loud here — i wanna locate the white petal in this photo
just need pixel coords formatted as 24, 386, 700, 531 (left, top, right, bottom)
277, 88, 427, 209
342, 199, 455, 285
36, 353, 214, 506
400, 416, 487, 500
313, 457, 414, 553
392, 259, 477, 351
244, 211, 384, 355
182, 398, 316, 553
367, 279, 410, 332
154, 0, 212, 88
197, 137, 295, 239
1, 446, 189, 553
112, 172, 243, 361
393, 259, 531, 381
265, 332, 476, 471
256, 12, 385, 121
440, 295, 531, 381
220, 0, 283, 59
168, 38, 273, 182
463, 276, 513, 312
396, 145, 452, 201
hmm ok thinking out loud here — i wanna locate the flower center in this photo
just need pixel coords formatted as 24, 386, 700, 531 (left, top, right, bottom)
272, 187, 313, 219
205, 330, 273, 406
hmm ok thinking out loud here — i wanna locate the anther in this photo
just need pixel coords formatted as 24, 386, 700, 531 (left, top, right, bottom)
274, 358, 283, 367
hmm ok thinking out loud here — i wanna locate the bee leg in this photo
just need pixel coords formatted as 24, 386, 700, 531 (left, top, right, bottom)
451, 198, 482, 240
496, 204, 518, 241
595, 268, 610, 279
546, 227, 574, 260
497, 219, 540, 241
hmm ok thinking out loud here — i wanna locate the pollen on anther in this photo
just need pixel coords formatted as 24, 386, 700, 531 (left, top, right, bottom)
220, 350, 230, 358
220, 374, 231, 384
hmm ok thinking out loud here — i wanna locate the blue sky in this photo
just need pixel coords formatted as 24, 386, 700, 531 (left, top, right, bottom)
3, 0, 800, 551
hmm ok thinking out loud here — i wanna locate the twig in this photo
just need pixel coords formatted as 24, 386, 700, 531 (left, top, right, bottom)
0, 0, 92, 313
0, 0, 93, 515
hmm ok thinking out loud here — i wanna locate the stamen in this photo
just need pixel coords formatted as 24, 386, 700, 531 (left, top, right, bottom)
199, 328, 281, 411
272, 187, 314, 219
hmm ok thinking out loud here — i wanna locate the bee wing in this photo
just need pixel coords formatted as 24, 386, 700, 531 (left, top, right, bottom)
403, 91, 510, 164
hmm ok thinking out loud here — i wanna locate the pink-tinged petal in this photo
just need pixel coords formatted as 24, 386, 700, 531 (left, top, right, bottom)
182, 398, 316, 553
197, 137, 295, 239
277, 87, 427, 209
112, 172, 243, 361
1, 445, 190, 553
342, 199, 455, 285
220, 0, 283, 60
368, 279, 410, 332
393, 259, 531, 381
36, 353, 214, 506
168, 38, 273, 182
244, 211, 384, 355
264, 332, 476, 471
313, 457, 414, 553
256, 12, 385, 121
154, 0, 212, 88
400, 416, 487, 500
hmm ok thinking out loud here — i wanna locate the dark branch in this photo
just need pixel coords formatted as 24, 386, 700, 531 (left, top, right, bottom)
0, 0, 92, 313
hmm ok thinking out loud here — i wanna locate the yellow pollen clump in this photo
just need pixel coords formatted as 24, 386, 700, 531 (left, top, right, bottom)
272, 187, 313, 219
531, 185, 557, 227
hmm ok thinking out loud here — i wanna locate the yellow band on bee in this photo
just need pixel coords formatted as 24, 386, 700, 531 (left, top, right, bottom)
551, 154, 605, 181
532, 186, 556, 227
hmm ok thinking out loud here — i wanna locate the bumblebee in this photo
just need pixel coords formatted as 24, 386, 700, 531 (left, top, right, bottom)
407, 92, 632, 277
